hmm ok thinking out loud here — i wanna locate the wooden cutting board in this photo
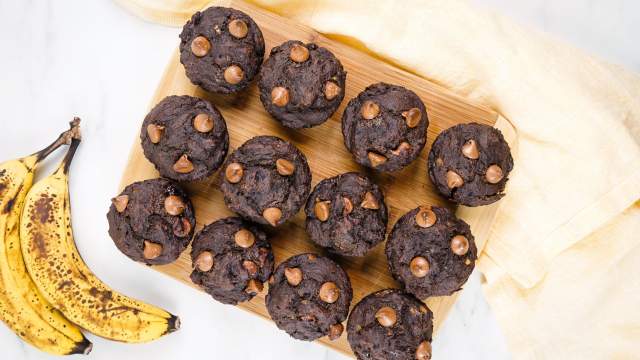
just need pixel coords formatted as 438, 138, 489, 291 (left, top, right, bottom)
119, 0, 506, 357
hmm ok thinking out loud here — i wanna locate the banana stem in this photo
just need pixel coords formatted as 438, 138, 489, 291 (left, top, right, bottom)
62, 136, 81, 175
34, 118, 82, 162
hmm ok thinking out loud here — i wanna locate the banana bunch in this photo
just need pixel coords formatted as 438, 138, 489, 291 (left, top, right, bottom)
0, 120, 91, 355
0, 119, 179, 355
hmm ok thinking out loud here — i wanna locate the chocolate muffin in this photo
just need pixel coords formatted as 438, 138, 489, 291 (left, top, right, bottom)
107, 178, 195, 265
428, 122, 513, 206
220, 136, 311, 227
347, 289, 434, 360
179, 6, 265, 94
259, 40, 346, 128
189, 217, 274, 305
342, 83, 428, 172
266, 254, 352, 341
385, 206, 477, 298
140, 95, 229, 182
304, 172, 387, 256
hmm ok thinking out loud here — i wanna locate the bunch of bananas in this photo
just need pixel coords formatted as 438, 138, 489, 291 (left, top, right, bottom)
0, 119, 179, 355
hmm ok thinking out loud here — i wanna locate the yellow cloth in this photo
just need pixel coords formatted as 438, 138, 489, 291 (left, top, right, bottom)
114, 0, 640, 358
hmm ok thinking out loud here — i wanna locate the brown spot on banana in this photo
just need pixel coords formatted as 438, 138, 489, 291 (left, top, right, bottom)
32, 233, 48, 259
33, 195, 53, 223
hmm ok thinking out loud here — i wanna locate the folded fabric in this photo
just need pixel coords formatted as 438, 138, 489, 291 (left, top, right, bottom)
114, 0, 640, 357
480, 201, 640, 359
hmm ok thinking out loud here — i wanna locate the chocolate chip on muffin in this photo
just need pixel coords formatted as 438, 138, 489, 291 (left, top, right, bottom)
140, 95, 229, 182
428, 122, 513, 206
259, 40, 346, 128
305, 172, 387, 256
179, 6, 265, 93
266, 254, 352, 341
190, 217, 274, 305
385, 206, 477, 298
220, 136, 311, 227
107, 178, 195, 265
342, 83, 428, 172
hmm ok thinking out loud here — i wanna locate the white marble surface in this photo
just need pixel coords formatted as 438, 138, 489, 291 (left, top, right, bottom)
0, 0, 637, 359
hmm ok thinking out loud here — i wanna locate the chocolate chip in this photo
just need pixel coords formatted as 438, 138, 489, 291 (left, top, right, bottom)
462, 139, 479, 159
446, 170, 464, 188
276, 158, 295, 176
284, 267, 303, 286
485, 164, 504, 184
289, 43, 310, 63
164, 195, 185, 216
361, 100, 380, 120
193, 113, 214, 133
242, 260, 259, 276
194, 251, 214, 272
143, 241, 162, 260
368, 152, 387, 167
225, 162, 244, 183
234, 229, 255, 248
415, 207, 436, 228
314, 201, 331, 222
328, 323, 344, 340
228, 19, 248, 39
112, 195, 129, 213
342, 197, 353, 215
451, 235, 470, 256
375, 306, 397, 327
402, 108, 422, 128
415, 341, 432, 360
391, 142, 411, 155
263, 207, 282, 226
410, 256, 430, 278
191, 36, 211, 57
360, 191, 379, 210
224, 65, 244, 84
271, 86, 289, 107
173, 154, 194, 174
324, 81, 341, 100
146, 124, 165, 144
319, 282, 340, 303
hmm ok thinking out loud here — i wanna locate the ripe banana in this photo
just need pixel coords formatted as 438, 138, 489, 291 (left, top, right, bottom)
20, 133, 180, 343
0, 120, 92, 355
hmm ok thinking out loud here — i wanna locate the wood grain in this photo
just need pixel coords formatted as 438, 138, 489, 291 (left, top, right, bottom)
119, 0, 501, 357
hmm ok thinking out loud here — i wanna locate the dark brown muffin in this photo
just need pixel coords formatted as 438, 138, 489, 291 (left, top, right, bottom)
428, 122, 513, 206
107, 178, 195, 265
140, 95, 229, 182
342, 83, 428, 172
266, 254, 352, 341
220, 136, 311, 227
259, 40, 346, 128
347, 289, 434, 360
179, 6, 265, 94
190, 217, 274, 305
385, 206, 477, 298
304, 172, 387, 256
